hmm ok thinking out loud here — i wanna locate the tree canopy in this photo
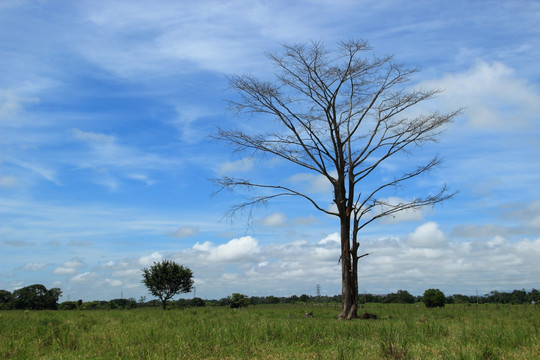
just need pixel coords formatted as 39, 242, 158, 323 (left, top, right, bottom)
141, 260, 194, 310
11, 284, 62, 310
423, 288, 446, 308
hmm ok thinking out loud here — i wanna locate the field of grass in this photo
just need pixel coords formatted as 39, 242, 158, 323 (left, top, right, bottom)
1, 303, 539, 359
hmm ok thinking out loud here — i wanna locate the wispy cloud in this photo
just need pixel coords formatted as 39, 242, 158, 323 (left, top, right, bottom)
170, 226, 200, 238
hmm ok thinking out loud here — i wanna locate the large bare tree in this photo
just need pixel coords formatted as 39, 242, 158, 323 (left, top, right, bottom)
215, 40, 459, 319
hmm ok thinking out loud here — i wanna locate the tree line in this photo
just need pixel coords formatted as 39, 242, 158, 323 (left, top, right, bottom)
1, 285, 538, 311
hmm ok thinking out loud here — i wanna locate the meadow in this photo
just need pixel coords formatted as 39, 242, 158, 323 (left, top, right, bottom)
1, 303, 539, 359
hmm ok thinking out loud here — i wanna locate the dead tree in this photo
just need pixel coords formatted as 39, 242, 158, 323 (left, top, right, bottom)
215, 40, 459, 319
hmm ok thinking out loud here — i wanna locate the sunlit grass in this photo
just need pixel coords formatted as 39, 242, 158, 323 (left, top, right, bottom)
1, 303, 539, 359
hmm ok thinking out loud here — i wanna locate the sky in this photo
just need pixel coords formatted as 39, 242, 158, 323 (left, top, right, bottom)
1, 0, 539, 302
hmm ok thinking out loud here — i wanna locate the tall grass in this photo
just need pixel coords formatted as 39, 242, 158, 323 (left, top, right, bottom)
1, 303, 538, 359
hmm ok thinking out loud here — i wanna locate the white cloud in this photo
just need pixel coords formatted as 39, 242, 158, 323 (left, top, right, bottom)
53, 259, 85, 275
377, 197, 424, 224
193, 236, 260, 263
318, 232, 340, 245
171, 226, 200, 238
260, 212, 286, 227
70, 272, 98, 283
406, 222, 446, 248
418, 61, 540, 130
138, 251, 163, 266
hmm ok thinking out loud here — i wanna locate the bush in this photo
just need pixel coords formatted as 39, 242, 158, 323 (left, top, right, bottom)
423, 289, 445, 308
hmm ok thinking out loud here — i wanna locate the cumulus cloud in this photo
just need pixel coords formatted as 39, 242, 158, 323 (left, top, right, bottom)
70, 272, 98, 283
138, 251, 162, 266
406, 221, 446, 248
192, 236, 260, 263
53, 259, 85, 275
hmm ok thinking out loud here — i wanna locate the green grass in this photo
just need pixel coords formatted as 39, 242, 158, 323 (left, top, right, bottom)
1, 304, 539, 359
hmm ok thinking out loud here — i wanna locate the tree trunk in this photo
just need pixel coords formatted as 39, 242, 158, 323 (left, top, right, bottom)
338, 215, 358, 320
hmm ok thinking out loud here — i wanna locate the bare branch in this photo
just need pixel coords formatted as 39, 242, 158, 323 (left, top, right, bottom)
215, 40, 460, 319
214, 176, 338, 217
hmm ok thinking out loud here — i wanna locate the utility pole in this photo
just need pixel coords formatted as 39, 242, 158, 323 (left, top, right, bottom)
316, 284, 321, 302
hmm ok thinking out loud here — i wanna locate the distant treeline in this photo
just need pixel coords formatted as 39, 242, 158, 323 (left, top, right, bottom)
1, 285, 538, 310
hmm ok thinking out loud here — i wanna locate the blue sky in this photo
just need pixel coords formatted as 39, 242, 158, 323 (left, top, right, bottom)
1, 0, 539, 302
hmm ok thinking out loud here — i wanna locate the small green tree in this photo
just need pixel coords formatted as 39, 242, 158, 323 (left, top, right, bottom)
423, 288, 446, 308
141, 260, 193, 310
230, 293, 250, 309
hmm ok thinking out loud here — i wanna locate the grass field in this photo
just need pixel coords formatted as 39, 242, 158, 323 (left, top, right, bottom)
1, 303, 539, 359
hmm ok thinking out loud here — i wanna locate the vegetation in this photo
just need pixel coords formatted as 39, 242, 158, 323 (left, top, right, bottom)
423, 289, 446, 308
141, 260, 194, 310
1, 284, 538, 311
1, 303, 539, 359
230, 293, 250, 309
0, 284, 62, 310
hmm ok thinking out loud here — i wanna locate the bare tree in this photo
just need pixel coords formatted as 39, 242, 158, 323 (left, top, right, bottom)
215, 40, 459, 319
